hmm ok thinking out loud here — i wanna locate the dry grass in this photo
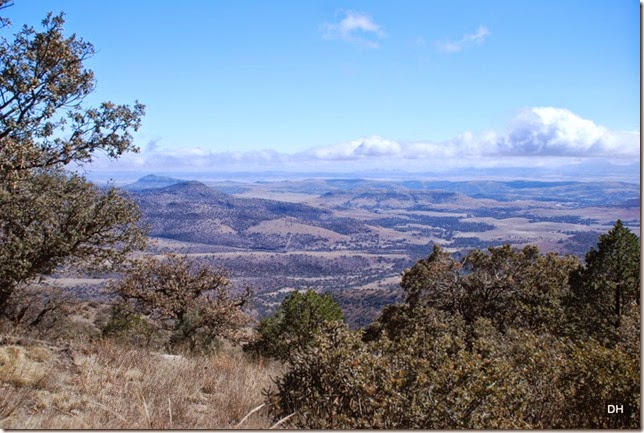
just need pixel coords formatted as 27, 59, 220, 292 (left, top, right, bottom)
0, 336, 283, 429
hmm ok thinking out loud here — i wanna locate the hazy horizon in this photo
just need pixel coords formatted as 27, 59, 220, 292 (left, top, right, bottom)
81, 163, 641, 188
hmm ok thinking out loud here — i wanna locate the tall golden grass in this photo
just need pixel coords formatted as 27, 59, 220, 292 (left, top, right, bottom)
0, 336, 283, 429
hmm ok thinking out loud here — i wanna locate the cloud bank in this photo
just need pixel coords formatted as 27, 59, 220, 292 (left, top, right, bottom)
322, 10, 386, 48
89, 107, 639, 175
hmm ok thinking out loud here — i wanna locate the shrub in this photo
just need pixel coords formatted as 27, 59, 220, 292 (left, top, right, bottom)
245, 289, 343, 360
106, 254, 252, 353
0, 283, 78, 340
560, 339, 640, 429
269, 293, 641, 429
267, 318, 539, 429
102, 303, 162, 349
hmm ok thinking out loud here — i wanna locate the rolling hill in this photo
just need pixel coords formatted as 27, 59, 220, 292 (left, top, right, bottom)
122, 175, 640, 326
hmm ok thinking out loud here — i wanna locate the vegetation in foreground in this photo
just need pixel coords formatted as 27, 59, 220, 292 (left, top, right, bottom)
0, 333, 282, 429
263, 221, 640, 429
0, 221, 638, 429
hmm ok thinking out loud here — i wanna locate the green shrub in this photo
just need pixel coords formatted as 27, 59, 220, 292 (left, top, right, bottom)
560, 339, 640, 429
268, 307, 640, 429
245, 289, 343, 360
102, 303, 162, 349
267, 318, 545, 429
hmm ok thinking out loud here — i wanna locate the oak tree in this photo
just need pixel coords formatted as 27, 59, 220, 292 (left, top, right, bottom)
0, 12, 144, 181
0, 11, 145, 312
108, 254, 252, 352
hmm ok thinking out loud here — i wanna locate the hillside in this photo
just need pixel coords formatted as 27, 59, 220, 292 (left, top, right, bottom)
132, 180, 366, 250
0, 333, 281, 429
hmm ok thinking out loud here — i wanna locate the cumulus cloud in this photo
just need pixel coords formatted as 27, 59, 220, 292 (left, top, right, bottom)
437, 25, 490, 53
322, 10, 386, 48
88, 145, 297, 173
308, 107, 638, 161
88, 107, 638, 176
311, 136, 401, 160
498, 107, 639, 157
311, 136, 467, 162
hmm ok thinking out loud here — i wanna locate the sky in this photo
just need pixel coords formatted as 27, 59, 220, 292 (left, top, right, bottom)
4, 0, 641, 180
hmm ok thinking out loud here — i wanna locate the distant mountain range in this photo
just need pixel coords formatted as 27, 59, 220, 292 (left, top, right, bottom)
122, 174, 188, 191
88, 157, 641, 186
125, 174, 639, 207
124, 174, 639, 255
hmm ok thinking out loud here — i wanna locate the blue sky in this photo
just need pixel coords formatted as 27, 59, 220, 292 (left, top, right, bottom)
5, 0, 641, 179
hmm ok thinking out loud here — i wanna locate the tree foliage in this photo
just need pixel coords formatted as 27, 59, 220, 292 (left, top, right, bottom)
268, 226, 640, 429
0, 12, 144, 181
399, 244, 579, 334
0, 1, 12, 29
107, 254, 252, 352
0, 171, 145, 309
245, 289, 343, 360
568, 219, 640, 341
0, 11, 146, 312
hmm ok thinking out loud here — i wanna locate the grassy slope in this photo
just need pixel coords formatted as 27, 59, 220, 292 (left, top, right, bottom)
0, 335, 282, 429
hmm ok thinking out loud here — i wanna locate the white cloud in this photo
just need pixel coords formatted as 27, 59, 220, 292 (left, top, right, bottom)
88, 107, 639, 176
311, 136, 401, 160
322, 10, 386, 48
308, 107, 638, 161
437, 25, 490, 53
498, 107, 639, 157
